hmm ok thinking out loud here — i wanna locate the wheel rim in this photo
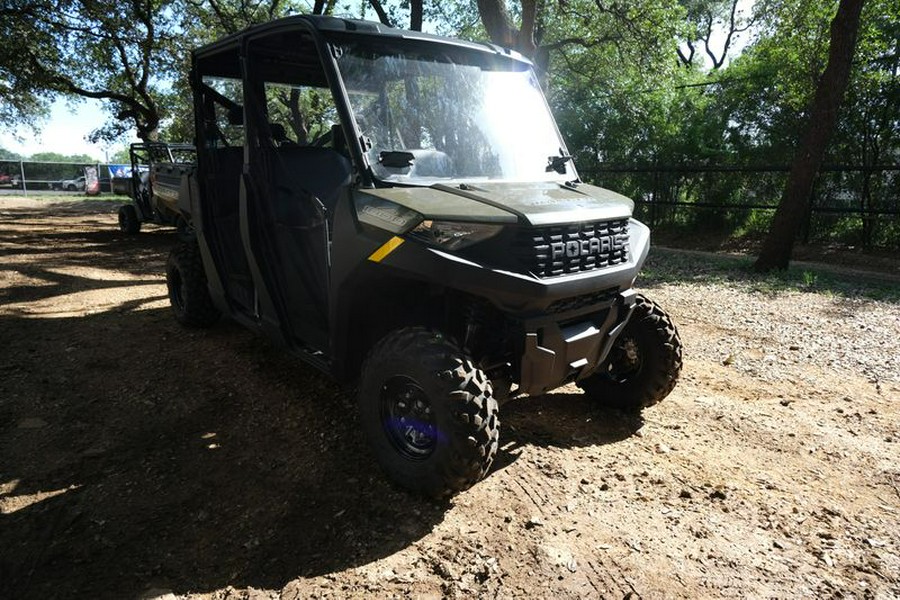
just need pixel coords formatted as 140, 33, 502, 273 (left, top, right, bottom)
379, 376, 437, 460
605, 335, 643, 383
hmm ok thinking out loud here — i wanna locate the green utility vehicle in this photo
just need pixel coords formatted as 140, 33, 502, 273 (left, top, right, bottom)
118, 142, 196, 236
164, 15, 682, 497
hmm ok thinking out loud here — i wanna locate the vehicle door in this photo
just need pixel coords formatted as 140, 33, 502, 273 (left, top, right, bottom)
242, 27, 353, 350
194, 73, 256, 313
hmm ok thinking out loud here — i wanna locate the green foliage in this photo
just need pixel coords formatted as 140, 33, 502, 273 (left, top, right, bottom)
541, 0, 899, 249
0, 0, 182, 143
28, 152, 97, 163
0, 4, 51, 129
0, 146, 23, 160
714, 0, 835, 163
160, 0, 297, 141
540, 0, 705, 198
107, 147, 133, 164
733, 209, 775, 238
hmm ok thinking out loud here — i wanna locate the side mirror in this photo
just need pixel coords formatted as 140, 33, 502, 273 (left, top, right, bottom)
379, 151, 415, 169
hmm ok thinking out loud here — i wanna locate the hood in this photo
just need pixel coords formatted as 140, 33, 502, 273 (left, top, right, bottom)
361, 181, 635, 227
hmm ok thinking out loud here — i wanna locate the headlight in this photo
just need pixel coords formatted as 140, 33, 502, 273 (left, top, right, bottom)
408, 220, 502, 251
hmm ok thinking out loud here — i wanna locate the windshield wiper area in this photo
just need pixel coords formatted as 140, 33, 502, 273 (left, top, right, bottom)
546, 154, 573, 174
379, 150, 416, 169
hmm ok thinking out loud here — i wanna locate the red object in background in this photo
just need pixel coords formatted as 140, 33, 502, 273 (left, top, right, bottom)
84, 166, 101, 196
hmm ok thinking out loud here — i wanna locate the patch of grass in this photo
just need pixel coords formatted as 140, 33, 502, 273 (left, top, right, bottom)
640, 248, 900, 303
731, 209, 774, 239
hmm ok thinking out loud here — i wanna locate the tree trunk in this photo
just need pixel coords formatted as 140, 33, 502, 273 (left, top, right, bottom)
312, 0, 335, 15
753, 0, 865, 272
410, 0, 423, 31
476, 0, 537, 58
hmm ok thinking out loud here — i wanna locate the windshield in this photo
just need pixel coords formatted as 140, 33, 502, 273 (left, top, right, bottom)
335, 43, 574, 184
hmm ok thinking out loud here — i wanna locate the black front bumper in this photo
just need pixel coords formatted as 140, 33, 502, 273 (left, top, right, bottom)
372, 218, 650, 395
517, 289, 636, 396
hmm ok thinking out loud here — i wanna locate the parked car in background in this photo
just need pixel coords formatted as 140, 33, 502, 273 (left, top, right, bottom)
58, 175, 86, 191
0, 174, 24, 189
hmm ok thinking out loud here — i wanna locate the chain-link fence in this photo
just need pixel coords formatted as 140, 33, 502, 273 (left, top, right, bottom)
0, 159, 133, 195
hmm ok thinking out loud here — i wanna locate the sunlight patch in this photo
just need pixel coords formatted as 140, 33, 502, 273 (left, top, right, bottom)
0, 484, 80, 515
44, 266, 153, 282
0, 478, 20, 496
0, 269, 55, 289
0, 285, 167, 318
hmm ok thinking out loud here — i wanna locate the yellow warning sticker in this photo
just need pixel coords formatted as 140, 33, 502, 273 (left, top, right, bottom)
368, 236, 405, 263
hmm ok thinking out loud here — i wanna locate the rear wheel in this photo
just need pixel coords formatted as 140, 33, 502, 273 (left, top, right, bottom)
359, 328, 500, 498
175, 216, 195, 242
166, 243, 220, 328
118, 204, 141, 234
579, 294, 682, 411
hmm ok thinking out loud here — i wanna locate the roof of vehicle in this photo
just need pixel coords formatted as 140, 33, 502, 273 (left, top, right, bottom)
193, 14, 528, 64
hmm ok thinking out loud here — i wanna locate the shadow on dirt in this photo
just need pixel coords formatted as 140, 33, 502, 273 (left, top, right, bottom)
1, 211, 449, 598
0, 306, 448, 599
0, 206, 643, 599
498, 392, 644, 457
0, 312, 643, 600
0, 224, 173, 279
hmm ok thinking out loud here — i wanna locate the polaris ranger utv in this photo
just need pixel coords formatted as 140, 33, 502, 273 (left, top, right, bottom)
164, 15, 682, 497
117, 142, 196, 236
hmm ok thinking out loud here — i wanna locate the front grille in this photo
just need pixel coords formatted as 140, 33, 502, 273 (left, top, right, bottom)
546, 288, 618, 314
514, 219, 629, 278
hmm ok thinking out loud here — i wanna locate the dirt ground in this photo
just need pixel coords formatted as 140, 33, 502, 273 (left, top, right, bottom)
1, 199, 898, 600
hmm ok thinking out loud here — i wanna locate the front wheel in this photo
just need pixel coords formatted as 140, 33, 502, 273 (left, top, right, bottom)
166, 243, 220, 328
359, 328, 500, 498
578, 294, 682, 411
118, 204, 141, 234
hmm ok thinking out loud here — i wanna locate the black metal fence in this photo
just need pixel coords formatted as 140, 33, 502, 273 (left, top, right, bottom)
3, 157, 898, 248
584, 164, 900, 249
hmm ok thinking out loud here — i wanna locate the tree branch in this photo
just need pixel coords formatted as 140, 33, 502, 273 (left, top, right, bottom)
677, 41, 696, 67
368, 0, 393, 27
542, 35, 620, 52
